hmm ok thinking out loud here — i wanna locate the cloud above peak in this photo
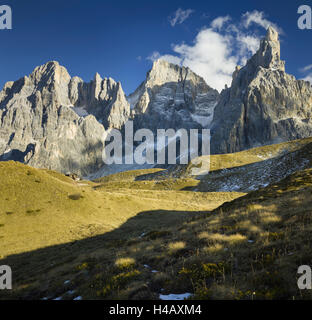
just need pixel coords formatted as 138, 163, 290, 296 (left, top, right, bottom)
299, 64, 312, 84
300, 64, 312, 73
242, 10, 283, 34
169, 8, 194, 27
147, 51, 182, 65
149, 10, 282, 92
211, 15, 231, 31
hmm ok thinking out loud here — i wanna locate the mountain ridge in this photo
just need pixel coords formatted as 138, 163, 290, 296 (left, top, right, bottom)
1, 27, 312, 177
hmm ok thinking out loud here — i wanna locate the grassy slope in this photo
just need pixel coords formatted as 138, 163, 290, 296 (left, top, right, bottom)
1, 167, 311, 300
137, 137, 312, 181
0, 161, 242, 258
1, 138, 312, 300
136, 137, 312, 194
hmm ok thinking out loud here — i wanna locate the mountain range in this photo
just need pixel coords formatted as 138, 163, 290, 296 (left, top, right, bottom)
0, 27, 312, 177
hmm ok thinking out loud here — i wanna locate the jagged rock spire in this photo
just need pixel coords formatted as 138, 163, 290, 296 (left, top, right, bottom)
211, 26, 312, 155
230, 27, 285, 94
249, 26, 285, 72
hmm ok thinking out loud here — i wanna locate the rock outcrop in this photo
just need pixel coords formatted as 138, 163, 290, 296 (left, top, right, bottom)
69, 72, 130, 129
129, 59, 219, 132
211, 26, 312, 154
0, 61, 130, 175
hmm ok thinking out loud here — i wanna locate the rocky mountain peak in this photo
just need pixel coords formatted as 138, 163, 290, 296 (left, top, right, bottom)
127, 58, 219, 132
145, 59, 210, 90
229, 27, 285, 97
94, 72, 102, 81
145, 59, 186, 88
0, 61, 131, 175
266, 26, 278, 41
211, 27, 312, 155
248, 26, 285, 73
265, 26, 278, 42
30, 61, 71, 87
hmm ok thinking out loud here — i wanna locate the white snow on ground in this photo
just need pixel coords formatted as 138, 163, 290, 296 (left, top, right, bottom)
191, 114, 212, 127
159, 293, 193, 300
200, 153, 311, 193
73, 296, 82, 300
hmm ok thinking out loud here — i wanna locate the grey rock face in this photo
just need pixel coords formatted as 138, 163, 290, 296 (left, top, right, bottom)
211, 27, 312, 154
2, 27, 312, 177
0, 59, 219, 177
0, 61, 131, 175
128, 59, 219, 132
70, 72, 130, 129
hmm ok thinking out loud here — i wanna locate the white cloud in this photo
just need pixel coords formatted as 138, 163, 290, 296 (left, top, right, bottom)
159, 27, 260, 91
169, 8, 194, 27
242, 10, 283, 34
236, 34, 260, 65
146, 51, 160, 62
211, 15, 231, 31
299, 64, 312, 84
172, 29, 238, 91
149, 10, 282, 92
300, 64, 312, 73
304, 75, 312, 84
147, 51, 182, 65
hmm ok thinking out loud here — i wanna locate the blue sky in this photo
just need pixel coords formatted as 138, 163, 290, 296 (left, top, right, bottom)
0, 0, 311, 94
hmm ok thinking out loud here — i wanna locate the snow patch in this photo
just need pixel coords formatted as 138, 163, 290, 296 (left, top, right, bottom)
191, 114, 212, 127
159, 293, 193, 300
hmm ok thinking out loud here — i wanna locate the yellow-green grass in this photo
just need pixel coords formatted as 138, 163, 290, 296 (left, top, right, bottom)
0, 161, 243, 258
1, 137, 312, 300
1, 167, 312, 300
94, 168, 164, 183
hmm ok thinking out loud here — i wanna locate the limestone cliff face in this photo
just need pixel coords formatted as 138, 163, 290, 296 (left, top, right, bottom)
128, 59, 219, 132
69, 72, 130, 129
2, 27, 312, 177
0, 61, 130, 175
211, 27, 312, 154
